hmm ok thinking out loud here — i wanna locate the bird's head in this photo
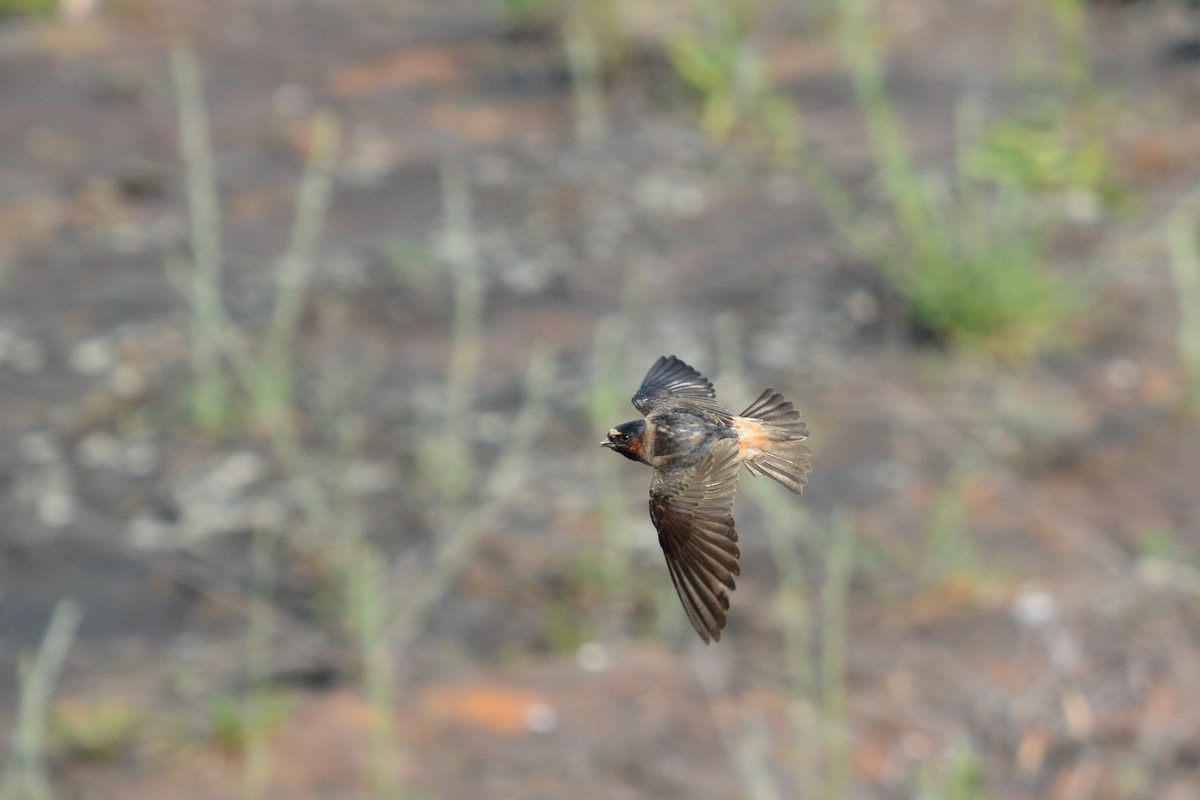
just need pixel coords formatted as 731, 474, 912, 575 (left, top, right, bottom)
601, 420, 647, 463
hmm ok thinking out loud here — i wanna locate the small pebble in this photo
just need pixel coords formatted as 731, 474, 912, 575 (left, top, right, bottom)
110, 363, 147, 397
576, 642, 612, 673
77, 431, 121, 469
38, 490, 75, 528
634, 174, 709, 219
70, 335, 117, 375
210, 451, 267, 493
523, 701, 559, 734
128, 512, 175, 549
1012, 588, 1058, 628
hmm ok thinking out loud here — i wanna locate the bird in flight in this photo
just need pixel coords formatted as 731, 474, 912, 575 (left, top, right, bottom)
601, 355, 812, 643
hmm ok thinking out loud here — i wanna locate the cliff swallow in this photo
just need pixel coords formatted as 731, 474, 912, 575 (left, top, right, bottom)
601, 355, 812, 643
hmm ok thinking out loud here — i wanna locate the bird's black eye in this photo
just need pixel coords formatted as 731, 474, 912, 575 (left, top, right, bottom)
615, 433, 631, 444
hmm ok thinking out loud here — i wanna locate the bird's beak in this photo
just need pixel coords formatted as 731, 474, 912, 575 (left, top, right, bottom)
600, 439, 613, 448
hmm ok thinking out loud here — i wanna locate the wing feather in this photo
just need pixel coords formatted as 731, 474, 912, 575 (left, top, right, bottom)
650, 438, 742, 643
632, 355, 731, 422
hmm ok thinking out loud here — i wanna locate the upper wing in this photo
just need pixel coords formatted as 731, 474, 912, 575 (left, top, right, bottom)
649, 438, 742, 643
632, 355, 731, 422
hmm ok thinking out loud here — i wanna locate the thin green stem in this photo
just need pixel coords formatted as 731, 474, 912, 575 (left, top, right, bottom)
354, 549, 403, 797
563, 0, 607, 142
1168, 192, 1200, 407
835, 0, 944, 264
170, 43, 239, 431
819, 512, 854, 800
390, 347, 555, 647
241, 527, 277, 800
0, 598, 83, 800
589, 318, 632, 635
266, 111, 341, 370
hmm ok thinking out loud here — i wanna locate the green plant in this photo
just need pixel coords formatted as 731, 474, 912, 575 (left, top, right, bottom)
385, 235, 435, 285
490, 0, 559, 25
1167, 189, 1200, 407
0, 0, 55, 16
1, 599, 83, 800
916, 739, 988, 800
349, 550, 404, 796
1136, 523, 1184, 562
562, 0, 609, 142
1049, 0, 1091, 98
170, 43, 416, 796
208, 690, 293, 756
835, 0, 1074, 355
919, 467, 981, 582
717, 498, 857, 800
585, 317, 637, 636
542, 590, 593, 653
667, 0, 798, 156
491, 0, 616, 141
714, 335, 854, 800
241, 519, 279, 799
905, 194, 1066, 353
50, 699, 141, 763
168, 44, 341, 440
816, 513, 854, 798
391, 344, 556, 647
964, 115, 1108, 198
1012, 0, 1093, 102
392, 162, 555, 658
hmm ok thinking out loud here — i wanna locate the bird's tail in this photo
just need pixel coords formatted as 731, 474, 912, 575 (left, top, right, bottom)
732, 389, 812, 495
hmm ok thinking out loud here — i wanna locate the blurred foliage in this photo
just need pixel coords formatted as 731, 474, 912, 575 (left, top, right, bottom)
494, 0, 1113, 356
916, 740, 987, 800
1138, 523, 1182, 561
15, 0, 1193, 796
1167, 189, 1200, 408
0, 600, 82, 800
667, 0, 798, 155
492, 0, 625, 67
208, 691, 294, 755
835, 0, 1089, 356
0, 0, 55, 16
964, 116, 1109, 198
919, 468, 980, 581
542, 590, 593, 652
168, 47, 340, 440
491, 0, 801, 155
50, 700, 141, 763
490, 0, 558, 26
897, 197, 1069, 355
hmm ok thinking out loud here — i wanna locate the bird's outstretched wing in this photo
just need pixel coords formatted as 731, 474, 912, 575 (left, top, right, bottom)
632, 355, 731, 422
650, 438, 742, 643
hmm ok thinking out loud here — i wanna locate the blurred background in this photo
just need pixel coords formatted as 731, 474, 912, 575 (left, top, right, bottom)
1, 0, 1200, 797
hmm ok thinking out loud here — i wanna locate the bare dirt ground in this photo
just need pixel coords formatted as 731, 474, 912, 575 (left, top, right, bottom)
3, 1, 1200, 798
